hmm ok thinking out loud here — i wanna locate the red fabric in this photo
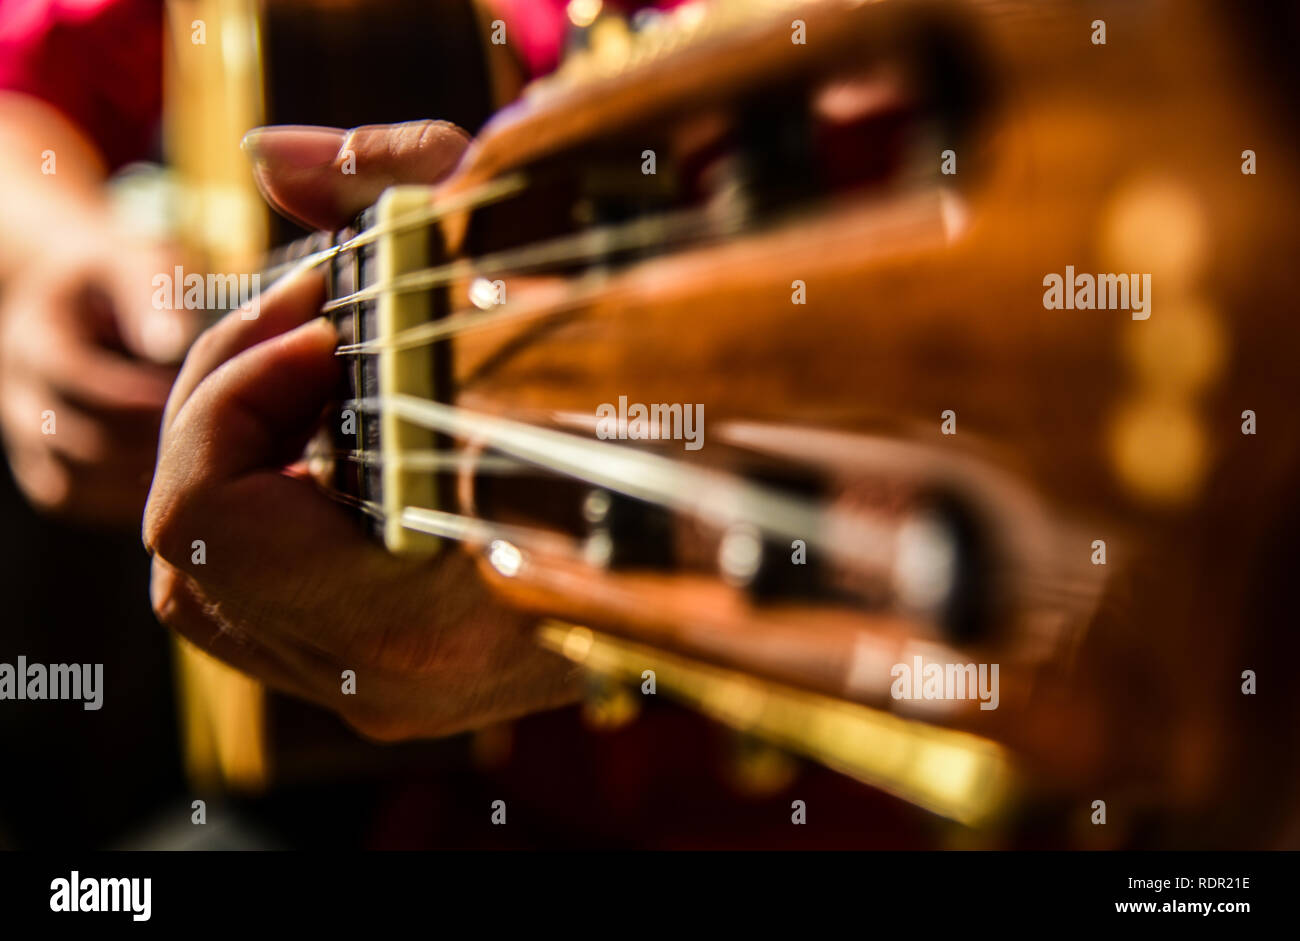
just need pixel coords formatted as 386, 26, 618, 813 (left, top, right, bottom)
487, 0, 689, 79
0, 0, 162, 170
0, 0, 692, 168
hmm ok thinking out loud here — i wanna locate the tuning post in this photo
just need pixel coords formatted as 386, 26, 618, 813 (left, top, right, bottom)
487, 538, 525, 578
892, 511, 959, 617
717, 523, 763, 587
889, 496, 995, 644
582, 487, 676, 570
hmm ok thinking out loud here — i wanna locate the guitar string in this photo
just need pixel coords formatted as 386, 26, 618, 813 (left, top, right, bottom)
399, 505, 579, 557
308, 202, 746, 529
309, 407, 943, 617
344, 393, 902, 575
306, 398, 843, 545
256, 174, 529, 286
313, 197, 785, 551
333, 270, 611, 355
307, 185, 953, 355
314, 469, 583, 556
320, 201, 747, 317
303, 447, 531, 474
318, 487, 386, 522
286, 182, 896, 575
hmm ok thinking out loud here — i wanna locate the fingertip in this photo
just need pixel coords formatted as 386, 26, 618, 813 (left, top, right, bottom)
248, 119, 471, 230
289, 314, 339, 350
276, 316, 342, 387
346, 119, 471, 183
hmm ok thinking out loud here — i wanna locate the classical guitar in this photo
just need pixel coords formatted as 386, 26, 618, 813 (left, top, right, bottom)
167, 0, 1300, 845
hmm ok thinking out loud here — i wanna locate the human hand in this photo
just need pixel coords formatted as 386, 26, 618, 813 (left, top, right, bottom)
144, 122, 581, 740
0, 222, 193, 526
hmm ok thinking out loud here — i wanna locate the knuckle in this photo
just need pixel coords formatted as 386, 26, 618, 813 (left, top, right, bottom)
149, 574, 184, 628
142, 482, 189, 563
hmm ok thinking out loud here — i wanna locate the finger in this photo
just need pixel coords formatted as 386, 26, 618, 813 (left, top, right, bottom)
6, 446, 71, 517
7, 444, 151, 525
44, 423, 157, 476
16, 319, 176, 414
2, 381, 158, 465
242, 120, 470, 230
22, 236, 201, 366
110, 285, 202, 366
145, 315, 340, 553
165, 314, 338, 485
162, 269, 326, 436
98, 241, 202, 364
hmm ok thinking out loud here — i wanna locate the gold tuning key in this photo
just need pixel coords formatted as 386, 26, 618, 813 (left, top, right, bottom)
537, 620, 1019, 827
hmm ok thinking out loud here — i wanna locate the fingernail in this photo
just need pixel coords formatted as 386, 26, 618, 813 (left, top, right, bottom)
241, 126, 348, 169
309, 315, 338, 338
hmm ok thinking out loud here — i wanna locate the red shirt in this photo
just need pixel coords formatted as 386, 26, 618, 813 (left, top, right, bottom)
0, 0, 162, 170
0, 0, 690, 169
487, 0, 690, 78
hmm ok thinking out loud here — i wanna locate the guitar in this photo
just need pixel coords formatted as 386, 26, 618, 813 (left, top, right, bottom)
169, 0, 1300, 845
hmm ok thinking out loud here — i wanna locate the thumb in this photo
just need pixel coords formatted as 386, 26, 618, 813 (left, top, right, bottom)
241, 120, 470, 231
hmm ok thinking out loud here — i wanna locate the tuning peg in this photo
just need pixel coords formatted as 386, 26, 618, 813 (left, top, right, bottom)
891, 496, 995, 644
718, 522, 828, 600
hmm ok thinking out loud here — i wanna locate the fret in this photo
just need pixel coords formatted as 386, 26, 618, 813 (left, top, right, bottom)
325, 229, 361, 515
